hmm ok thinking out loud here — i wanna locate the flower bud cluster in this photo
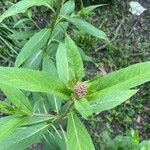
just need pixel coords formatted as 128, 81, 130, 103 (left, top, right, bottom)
73, 82, 87, 99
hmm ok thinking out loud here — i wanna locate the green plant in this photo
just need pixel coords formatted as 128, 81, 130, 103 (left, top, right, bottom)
0, 0, 150, 149
100, 130, 150, 150
0, 35, 150, 149
0, 0, 108, 68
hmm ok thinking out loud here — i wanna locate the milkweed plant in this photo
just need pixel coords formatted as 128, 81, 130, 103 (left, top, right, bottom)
0, 0, 150, 149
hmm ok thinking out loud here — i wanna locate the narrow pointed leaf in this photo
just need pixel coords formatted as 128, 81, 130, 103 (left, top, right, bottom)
43, 130, 66, 150
50, 22, 68, 42
88, 61, 150, 99
65, 35, 84, 81
47, 94, 62, 114
0, 116, 27, 141
1, 84, 32, 114
90, 90, 138, 113
67, 113, 95, 150
9, 31, 35, 41
0, 123, 49, 150
56, 42, 69, 84
78, 4, 107, 16
0, 0, 53, 22
23, 50, 43, 70
0, 67, 71, 99
42, 54, 58, 77
65, 17, 108, 41
60, 0, 75, 15
15, 28, 51, 67
22, 115, 55, 126
75, 98, 93, 119
79, 47, 93, 62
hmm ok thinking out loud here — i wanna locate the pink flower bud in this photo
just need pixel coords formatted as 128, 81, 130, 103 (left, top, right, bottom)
73, 82, 87, 99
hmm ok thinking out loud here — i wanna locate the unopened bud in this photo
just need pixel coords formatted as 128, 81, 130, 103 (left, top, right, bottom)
73, 82, 87, 99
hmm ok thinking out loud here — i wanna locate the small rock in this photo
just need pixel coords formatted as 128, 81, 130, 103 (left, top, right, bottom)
136, 116, 141, 123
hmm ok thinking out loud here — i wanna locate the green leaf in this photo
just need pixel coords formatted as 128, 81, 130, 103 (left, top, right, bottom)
140, 140, 150, 150
88, 61, 150, 99
13, 18, 31, 28
0, 67, 71, 99
78, 47, 93, 62
42, 54, 58, 77
22, 115, 55, 126
0, 123, 49, 150
50, 22, 68, 42
46, 43, 58, 57
67, 112, 95, 150
90, 90, 138, 113
1, 84, 32, 114
43, 130, 67, 150
60, 0, 75, 15
15, 28, 51, 67
65, 17, 108, 41
65, 35, 84, 82
56, 42, 69, 84
75, 98, 93, 119
78, 4, 107, 16
0, 116, 27, 141
9, 31, 35, 41
31, 93, 50, 113
0, 0, 53, 22
47, 94, 62, 114
23, 50, 43, 70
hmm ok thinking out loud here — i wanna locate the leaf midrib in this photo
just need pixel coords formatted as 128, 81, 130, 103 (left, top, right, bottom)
71, 113, 82, 150
89, 72, 150, 98
4, 124, 49, 149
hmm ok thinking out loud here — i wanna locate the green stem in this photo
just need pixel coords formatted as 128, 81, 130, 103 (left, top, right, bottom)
47, 101, 74, 124
80, 0, 84, 9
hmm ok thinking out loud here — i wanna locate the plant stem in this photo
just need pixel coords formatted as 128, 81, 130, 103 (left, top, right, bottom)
47, 101, 74, 124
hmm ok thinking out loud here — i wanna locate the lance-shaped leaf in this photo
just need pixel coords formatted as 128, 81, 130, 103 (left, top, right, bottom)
22, 115, 55, 126
74, 98, 93, 119
65, 35, 84, 82
60, 0, 75, 15
43, 130, 67, 150
0, 0, 53, 22
78, 4, 107, 16
9, 31, 35, 41
0, 122, 49, 150
67, 112, 95, 150
56, 42, 69, 84
0, 67, 71, 99
31, 93, 50, 113
90, 90, 138, 113
23, 50, 43, 70
1, 84, 32, 114
0, 116, 27, 141
64, 17, 108, 41
47, 94, 62, 114
56, 36, 84, 83
42, 54, 58, 77
79, 47, 93, 62
42, 54, 62, 113
15, 28, 51, 67
88, 61, 150, 99
50, 22, 68, 42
